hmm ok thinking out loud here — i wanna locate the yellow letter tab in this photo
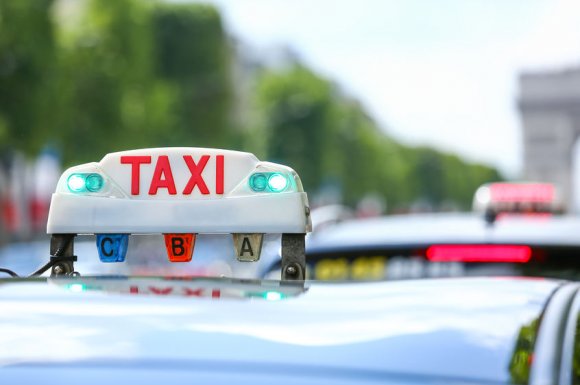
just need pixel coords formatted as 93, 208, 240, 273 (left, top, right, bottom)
233, 234, 264, 262
164, 233, 196, 262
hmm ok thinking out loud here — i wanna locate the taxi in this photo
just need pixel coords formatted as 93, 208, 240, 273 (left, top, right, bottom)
263, 182, 580, 281
0, 148, 579, 385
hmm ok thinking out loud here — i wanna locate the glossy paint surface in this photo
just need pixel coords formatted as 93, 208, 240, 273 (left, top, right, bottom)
0, 277, 558, 383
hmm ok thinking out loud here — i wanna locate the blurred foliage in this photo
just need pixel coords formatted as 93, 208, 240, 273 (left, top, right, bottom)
57, 0, 161, 161
153, 4, 232, 148
0, 0, 57, 153
255, 65, 501, 210
0, 0, 501, 210
509, 317, 539, 384
0, 0, 233, 162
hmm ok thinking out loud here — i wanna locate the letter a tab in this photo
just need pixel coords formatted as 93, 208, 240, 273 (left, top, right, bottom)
233, 233, 264, 262
164, 233, 196, 262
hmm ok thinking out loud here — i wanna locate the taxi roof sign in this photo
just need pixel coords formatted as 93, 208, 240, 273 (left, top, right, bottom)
473, 182, 564, 220
46, 148, 311, 280
47, 148, 311, 234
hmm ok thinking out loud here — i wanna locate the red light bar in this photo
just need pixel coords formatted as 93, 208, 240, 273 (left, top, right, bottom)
490, 183, 554, 203
426, 245, 532, 263
496, 212, 552, 221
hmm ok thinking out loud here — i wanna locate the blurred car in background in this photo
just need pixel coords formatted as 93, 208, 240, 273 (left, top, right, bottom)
263, 212, 580, 281
307, 204, 354, 234
263, 182, 580, 281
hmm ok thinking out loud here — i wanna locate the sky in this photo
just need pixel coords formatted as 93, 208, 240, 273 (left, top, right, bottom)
196, 0, 580, 177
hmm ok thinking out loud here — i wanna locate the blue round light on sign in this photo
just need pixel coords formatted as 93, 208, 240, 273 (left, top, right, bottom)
66, 173, 105, 193
268, 173, 288, 192
85, 174, 104, 192
249, 173, 268, 192
67, 174, 86, 193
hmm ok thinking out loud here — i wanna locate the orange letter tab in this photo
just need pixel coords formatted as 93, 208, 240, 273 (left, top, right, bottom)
164, 233, 196, 262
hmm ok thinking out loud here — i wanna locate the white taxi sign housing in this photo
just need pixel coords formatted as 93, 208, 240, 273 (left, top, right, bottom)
47, 148, 311, 234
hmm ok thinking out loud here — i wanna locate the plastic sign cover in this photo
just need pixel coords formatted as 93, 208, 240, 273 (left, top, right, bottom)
47, 148, 311, 235
51, 276, 308, 300
473, 182, 562, 214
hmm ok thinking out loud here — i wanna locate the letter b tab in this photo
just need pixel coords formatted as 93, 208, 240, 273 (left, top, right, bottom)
164, 233, 196, 262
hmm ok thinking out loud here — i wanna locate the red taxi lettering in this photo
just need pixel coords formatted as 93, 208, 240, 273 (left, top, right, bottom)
183, 288, 203, 296
120, 156, 152, 195
149, 156, 177, 195
182, 155, 210, 195
129, 285, 221, 298
183, 288, 220, 298
216, 155, 224, 194
149, 287, 173, 295
120, 154, 225, 196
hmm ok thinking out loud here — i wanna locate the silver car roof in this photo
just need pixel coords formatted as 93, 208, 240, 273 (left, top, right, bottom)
0, 276, 560, 384
307, 213, 580, 251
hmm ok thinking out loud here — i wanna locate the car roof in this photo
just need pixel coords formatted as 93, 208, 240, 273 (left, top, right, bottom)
307, 213, 580, 252
0, 276, 559, 384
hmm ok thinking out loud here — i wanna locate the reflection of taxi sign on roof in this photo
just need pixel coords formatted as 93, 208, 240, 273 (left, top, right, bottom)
473, 182, 563, 223
46, 148, 312, 280
51, 276, 307, 300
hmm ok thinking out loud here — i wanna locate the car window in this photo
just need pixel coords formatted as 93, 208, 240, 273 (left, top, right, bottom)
562, 291, 580, 385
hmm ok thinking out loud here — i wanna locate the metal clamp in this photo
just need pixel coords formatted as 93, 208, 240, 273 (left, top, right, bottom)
281, 233, 306, 281
28, 234, 79, 277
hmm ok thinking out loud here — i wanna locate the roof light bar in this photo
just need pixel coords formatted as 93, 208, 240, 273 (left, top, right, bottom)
47, 147, 312, 280
249, 172, 290, 193
67, 173, 104, 193
490, 183, 555, 203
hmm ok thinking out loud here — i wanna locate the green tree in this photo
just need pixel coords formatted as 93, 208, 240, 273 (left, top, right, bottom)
255, 64, 502, 210
55, 0, 174, 164
0, 0, 58, 154
256, 65, 333, 192
152, 3, 233, 148
0, 0, 501, 211
51, 1, 233, 165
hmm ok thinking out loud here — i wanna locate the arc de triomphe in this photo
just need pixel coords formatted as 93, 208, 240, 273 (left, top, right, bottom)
519, 67, 580, 211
